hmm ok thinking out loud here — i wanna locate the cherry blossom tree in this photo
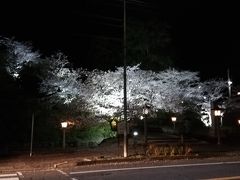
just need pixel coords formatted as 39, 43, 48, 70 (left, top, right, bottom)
84, 66, 227, 127
0, 37, 40, 78
199, 80, 227, 126
39, 52, 87, 104
38, 52, 97, 128
1, 37, 227, 127
84, 68, 123, 116
153, 69, 201, 112
85, 66, 202, 116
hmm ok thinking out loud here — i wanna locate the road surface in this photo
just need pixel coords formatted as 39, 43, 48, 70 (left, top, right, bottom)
16, 158, 240, 180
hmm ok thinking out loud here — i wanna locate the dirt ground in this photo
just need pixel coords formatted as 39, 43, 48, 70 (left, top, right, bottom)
0, 137, 143, 172
1, 136, 240, 173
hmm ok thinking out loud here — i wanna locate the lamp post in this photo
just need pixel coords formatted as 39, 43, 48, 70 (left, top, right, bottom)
133, 130, 138, 152
171, 116, 177, 130
214, 109, 222, 145
30, 112, 34, 157
143, 106, 149, 145
61, 121, 68, 150
110, 118, 118, 131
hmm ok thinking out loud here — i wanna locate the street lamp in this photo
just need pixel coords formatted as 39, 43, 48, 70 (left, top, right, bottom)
143, 106, 149, 145
237, 119, 240, 126
214, 109, 222, 145
133, 131, 138, 136
133, 130, 138, 153
109, 118, 118, 131
171, 116, 177, 130
214, 110, 221, 116
61, 121, 68, 150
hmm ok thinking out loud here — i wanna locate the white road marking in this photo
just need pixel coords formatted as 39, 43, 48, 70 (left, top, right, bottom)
0, 174, 17, 178
16, 172, 23, 178
56, 169, 77, 180
70, 161, 240, 175
0, 173, 19, 180
201, 176, 240, 180
56, 169, 68, 176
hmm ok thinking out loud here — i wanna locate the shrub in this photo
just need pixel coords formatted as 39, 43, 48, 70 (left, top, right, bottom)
146, 143, 192, 157
73, 122, 117, 147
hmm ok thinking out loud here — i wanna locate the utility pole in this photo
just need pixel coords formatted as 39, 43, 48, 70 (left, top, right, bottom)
227, 68, 232, 98
123, 0, 128, 158
63, 128, 66, 150
30, 112, 34, 157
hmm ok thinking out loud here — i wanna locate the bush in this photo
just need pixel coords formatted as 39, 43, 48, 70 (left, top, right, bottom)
72, 122, 117, 147
146, 143, 192, 157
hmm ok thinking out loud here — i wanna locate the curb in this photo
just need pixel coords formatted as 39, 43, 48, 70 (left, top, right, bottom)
53, 161, 68, 168
75, 151, 240, 166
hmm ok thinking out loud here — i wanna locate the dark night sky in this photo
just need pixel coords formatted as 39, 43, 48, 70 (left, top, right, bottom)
0, 1, 240, 84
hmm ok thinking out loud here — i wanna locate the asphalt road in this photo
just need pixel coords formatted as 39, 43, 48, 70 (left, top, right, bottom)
16, 158, 240, 180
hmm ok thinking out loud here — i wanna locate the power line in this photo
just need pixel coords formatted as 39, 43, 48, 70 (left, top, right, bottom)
72, 12, 123, 23
72, 33, 122, 42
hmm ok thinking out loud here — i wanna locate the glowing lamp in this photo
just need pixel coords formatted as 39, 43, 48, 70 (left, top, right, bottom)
61, 122, 68, 128
214, 110, 221, 117
171, 116, 177, 122
133, 131, 138, 136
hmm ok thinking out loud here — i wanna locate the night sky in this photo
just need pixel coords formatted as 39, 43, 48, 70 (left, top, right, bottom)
1, 1, 239, 84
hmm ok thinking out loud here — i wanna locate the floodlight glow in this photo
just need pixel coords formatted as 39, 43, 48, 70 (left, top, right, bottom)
13, 73, 19, 78
228, 80, 232, 86
133, 131, 138, 136
143, 108, 149, 115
